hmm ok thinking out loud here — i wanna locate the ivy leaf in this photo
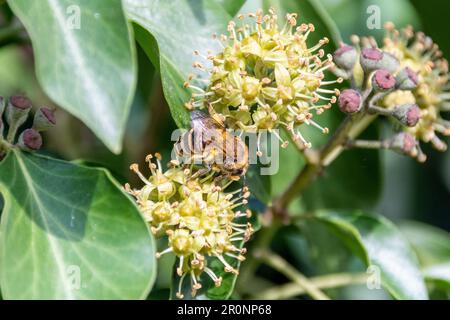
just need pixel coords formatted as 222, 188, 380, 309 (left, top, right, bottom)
123, 0, 231, 128
0, 151, 156, 299
311, 211, 428, 300
8, 0, 137, 153
400, 221, 450, 290
246, 164, 272, 206
217, 0, 247, 16
263, 0, 342, 46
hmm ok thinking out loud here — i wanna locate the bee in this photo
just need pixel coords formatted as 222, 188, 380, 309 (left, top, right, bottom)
174, 110, 249, 179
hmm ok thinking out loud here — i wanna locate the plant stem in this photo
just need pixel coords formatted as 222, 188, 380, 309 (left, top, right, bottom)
236, 219, 282, 292
255, 249, 331, 300
346, 139, 388, 150
275, 112, 376, 210
0, 137, 12, 153
243, 86, 378, 295
253, 272, 368, 299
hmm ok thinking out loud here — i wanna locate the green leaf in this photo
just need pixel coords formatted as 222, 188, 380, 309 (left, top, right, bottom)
424, 263, 450, 286
217, 0, 247, 16
400, 221, 450, 267
0, 151, 156, 299
246, 164, 271, 206
319, 0, 420, 42
263, 0, 342, 46
8, 0, 137, 153
400, 221, 450, 289
311, 211, 428, 300
123, 0, 231, 128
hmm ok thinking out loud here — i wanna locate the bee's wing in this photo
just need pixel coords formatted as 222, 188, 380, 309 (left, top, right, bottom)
190, 110, 223, 130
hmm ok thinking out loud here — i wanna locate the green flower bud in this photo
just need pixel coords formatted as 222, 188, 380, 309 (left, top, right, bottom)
5, 95, 32, 128
360, 48, 384, 72
389, 132, 417, 156
379, 52, 400, 74
33, 107, 56, 132
333, 44, 357, 70
392, 104, 421, 127
395, 67, 418, 90
5, 95, 32, 142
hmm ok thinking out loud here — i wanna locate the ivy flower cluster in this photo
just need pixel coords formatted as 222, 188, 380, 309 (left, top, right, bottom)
333, 23, 449, 161
125, 154, 253, 298
185, 8, 340, 149
0, 95, 55, 160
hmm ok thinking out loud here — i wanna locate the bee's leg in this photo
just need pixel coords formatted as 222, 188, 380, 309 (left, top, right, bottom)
212, 174, 226, 185
200, 167, 218, 182
189, 166, 212, 180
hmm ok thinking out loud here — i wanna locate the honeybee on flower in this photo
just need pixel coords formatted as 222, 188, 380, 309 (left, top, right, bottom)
185, 8, 341, 152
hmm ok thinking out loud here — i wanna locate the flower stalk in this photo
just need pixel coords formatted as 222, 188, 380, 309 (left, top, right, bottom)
254, 249, 330, 300
253, 272, 369, 299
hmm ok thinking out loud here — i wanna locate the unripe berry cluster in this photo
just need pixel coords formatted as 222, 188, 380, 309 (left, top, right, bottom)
0, 95, 55, 160
334, 23, 449, 161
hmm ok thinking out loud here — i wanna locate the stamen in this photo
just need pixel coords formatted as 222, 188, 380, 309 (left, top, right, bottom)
155, 247, 173, 258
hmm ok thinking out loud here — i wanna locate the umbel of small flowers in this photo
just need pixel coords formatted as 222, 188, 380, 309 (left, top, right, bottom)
333, 23, 449, 161
125, 153, 253, 299
184, 8, 341, 152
